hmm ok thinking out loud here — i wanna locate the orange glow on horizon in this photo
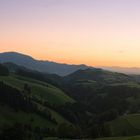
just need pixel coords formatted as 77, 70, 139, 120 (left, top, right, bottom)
1, 0, 140, 68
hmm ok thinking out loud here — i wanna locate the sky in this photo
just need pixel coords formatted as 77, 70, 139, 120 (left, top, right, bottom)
1, 0, 140, 67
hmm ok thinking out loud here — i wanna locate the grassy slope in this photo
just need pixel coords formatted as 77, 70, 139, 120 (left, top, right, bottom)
0, 75, 75, 128
107, 114, 140, 136
0, 104, 55, 128
0, 75, 75, 106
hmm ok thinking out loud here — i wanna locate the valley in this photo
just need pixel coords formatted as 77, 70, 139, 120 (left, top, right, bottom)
1, 53, 140, 139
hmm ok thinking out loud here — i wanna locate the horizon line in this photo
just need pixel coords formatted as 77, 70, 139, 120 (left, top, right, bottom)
1, 51, 140, 69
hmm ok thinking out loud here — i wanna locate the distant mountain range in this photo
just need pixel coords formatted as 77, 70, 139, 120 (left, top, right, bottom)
0, 52, 91, 76
0, 51, 140, 75
101, 66, 140, 75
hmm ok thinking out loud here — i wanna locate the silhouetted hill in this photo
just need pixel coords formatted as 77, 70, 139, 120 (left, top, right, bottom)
3, 62, 29, 73
64, 68, 132, 84
0, 52, 90, 76
0, 64, 9, 76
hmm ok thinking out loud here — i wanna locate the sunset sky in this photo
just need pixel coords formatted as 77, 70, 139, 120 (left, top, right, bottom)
1, 0, 140, 67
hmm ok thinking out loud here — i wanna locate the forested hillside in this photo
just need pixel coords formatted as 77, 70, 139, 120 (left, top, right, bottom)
1, 63, 140, 139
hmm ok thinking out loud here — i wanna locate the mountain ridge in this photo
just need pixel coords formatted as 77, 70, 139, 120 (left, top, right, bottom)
1, 52, 140, 76
0, 52, 91, 76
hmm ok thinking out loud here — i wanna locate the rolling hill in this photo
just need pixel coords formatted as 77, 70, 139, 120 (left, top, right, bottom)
1, 62, 140, 139
64, 68, 133, 84
0, 75, 74, 106
106, 114, 140, 137
0, 70, 75, 132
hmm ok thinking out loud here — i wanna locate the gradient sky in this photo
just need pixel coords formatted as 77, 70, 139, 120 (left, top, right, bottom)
1, 0, 140, 67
